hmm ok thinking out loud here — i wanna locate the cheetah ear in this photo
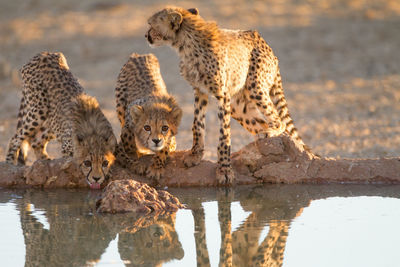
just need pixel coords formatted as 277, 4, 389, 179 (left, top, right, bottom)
187, 8, 199, 16
105, 135, 117, 151
169, 11, 183, 31
170, 106, 183, 126
129, 105, 144, 122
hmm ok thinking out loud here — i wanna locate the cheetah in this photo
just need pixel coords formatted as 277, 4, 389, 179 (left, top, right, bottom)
191, 192, 291, 266
118, 213, 184, 265
115, 53, 182, 181
6, 52, 117, 189
146, 7, 310, 184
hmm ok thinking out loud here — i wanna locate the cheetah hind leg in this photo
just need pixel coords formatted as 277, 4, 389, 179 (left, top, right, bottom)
231, 95, 274, 137
253, 91, 286, 139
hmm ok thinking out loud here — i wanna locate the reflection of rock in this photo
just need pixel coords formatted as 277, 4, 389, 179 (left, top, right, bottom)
1, 134, 400, 188
96, 180, 185, 214
118, 213, 184, 267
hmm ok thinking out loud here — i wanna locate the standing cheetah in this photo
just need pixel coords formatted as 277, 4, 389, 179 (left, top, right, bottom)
6, 52, 117, 189
115, 53, 182, 181
146, 7, 310, 184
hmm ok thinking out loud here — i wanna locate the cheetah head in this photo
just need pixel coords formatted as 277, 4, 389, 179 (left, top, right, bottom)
146, 7, 199, 47
118, 215, 184, 265
128, 99, 182, 153
72, 95, 117, 189
74, 134, 116, 190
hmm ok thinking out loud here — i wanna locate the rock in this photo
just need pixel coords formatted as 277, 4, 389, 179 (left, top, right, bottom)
96, 179, 185, 214
24, 158, 88, 188
0, 162, 26, 187
1, 134, 400, 188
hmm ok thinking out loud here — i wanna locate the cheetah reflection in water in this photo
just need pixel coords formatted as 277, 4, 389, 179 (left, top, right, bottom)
188, 188, 306, 267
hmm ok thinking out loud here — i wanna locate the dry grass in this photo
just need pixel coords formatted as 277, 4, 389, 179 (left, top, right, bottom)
0, 0, 399, 163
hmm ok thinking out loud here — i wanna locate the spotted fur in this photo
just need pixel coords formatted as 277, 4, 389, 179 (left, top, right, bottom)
5, 52, 116, 188
118, 213, 184, 265
146, 7, 310, 185
115, 53, 182, 181
191, 197, 290, 266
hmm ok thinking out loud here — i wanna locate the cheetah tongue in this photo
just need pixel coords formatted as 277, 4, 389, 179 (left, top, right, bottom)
90, 183, 101, 190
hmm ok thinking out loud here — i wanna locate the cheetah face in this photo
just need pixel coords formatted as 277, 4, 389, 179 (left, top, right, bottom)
137, 121, 169, 153
146, 7, 199, 47
145, 27, 166, 48
129, 104, 182, 154
74, 135, 116, 189
118, 220, 184, 264
146, 9, 178, 47
79, 152, 115, 190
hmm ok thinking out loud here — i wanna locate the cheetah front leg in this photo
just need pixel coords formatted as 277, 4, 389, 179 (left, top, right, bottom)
31, 128, 52, 160
218, 191, 233, 266
215, 94, 235, 185
117, 124, 150, 175
147, 138, 175, 182
60, 131, 74, 157
183, 88, 208, 167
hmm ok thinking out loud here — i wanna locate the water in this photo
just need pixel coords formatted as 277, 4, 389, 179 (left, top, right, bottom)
1, 185, 400, 267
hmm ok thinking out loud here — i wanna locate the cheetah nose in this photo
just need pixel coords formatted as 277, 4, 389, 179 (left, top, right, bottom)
93, 177, 101, 182
152, 139, 161, 145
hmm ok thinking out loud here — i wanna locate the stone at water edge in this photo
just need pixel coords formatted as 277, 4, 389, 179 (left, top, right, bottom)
96, 179, 185, 214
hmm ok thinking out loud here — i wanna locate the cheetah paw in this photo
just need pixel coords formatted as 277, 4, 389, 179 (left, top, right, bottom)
129, 157, 149, 176
183, 150, 203, 167
216, 166, 235, 185
146, 166, 164, 182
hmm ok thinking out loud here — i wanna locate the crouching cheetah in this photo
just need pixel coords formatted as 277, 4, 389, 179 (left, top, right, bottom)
146, 7, 310, 185
6, 52, 117, 189
115, 53, 182, 182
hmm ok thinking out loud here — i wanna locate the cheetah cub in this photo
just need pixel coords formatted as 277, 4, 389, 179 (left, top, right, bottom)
6, 52, 117, 189
146, 7, 311, 184
115, 53, 182, 181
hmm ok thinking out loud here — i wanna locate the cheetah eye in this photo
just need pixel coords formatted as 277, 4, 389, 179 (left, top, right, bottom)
83, 160, 92, 167
144, 125, 151, 132
161, 125, 169, 132
102, 160, 109, 168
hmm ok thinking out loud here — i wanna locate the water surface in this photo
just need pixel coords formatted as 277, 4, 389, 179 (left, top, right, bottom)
1, 184, 400, 267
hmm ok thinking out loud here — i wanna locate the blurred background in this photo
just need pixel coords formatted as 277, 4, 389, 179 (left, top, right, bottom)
0, 0, 399, 162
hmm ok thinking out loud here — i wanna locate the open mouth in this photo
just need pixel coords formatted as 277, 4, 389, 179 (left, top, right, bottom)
146, 29, 153, 44
146, 28, 163, 45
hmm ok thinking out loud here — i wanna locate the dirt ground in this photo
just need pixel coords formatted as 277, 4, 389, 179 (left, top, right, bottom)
0, 0, 399, 164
